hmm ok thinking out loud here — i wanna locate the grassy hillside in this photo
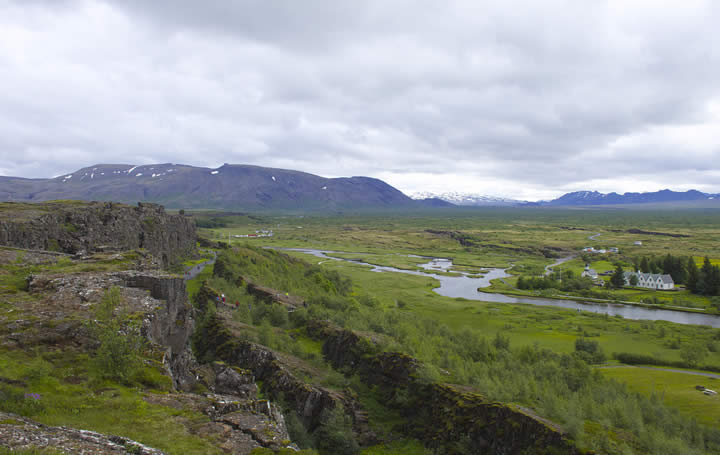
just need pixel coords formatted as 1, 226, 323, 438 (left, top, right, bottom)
198, 244, 720, 454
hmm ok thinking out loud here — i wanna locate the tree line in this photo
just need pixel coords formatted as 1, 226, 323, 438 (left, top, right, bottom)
634, 254, 720, 296
516, 271, 594, 292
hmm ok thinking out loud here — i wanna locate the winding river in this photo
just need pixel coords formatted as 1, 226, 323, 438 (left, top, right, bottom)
280, 248, 720, 328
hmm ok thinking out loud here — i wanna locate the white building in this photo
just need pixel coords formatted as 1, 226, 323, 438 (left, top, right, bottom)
581, 264, 599, 280
581, 247, 618, 254
634, 241, 643, 246
623, 272, 674, 290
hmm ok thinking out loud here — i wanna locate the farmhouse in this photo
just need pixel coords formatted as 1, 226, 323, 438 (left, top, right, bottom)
581, 264, 598, 280
623, 272, 674, 290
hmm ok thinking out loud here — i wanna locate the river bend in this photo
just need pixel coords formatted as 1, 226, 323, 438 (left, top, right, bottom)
279, 248, 720, 328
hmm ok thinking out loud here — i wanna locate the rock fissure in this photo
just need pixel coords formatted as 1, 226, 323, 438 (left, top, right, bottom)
193, 283, 377, 444
307, 319, 581, 455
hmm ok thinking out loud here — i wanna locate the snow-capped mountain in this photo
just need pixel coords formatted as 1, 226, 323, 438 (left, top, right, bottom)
0, 163, 445, 211
410, 192, 524, 206
542, 189, 720, 206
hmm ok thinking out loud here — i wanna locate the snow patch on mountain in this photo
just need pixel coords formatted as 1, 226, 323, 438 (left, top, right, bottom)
541, 189, 720, 206
410, 192, 524, 206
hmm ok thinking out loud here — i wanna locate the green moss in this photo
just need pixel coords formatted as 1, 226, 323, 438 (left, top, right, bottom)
0, 346, 220, 455
46, 238, 61, 252
0, 447, 66, 455
0, 417, 23, 425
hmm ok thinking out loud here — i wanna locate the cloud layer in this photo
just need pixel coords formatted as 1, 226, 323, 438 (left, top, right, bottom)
1, 0, 719, 200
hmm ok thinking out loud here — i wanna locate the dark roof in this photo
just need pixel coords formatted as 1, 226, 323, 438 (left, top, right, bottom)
623, 271, 674, 284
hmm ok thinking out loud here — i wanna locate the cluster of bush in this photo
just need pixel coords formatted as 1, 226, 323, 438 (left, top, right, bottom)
574, 337, 606, 364
614, 352, 718, 372
516, 270, 594, 292
213, 246, 352, 298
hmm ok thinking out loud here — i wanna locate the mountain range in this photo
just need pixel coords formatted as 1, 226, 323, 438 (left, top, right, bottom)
534, 189, 719, 206
1, 163, 718, 210
0, 163, 449, 211
410, 191, 524, 206
411, 189, 720, 207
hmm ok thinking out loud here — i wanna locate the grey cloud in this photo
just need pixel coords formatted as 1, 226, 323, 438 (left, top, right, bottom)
0, 0, 719, 199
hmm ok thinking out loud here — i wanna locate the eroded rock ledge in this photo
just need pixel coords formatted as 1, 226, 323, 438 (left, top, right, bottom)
0, 201, 196, 267
307, 319, 582, 455
193, 282, 377, 445
6, 268, 297, 454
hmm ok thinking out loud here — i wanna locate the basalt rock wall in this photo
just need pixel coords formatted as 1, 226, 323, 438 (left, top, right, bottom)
24, 270, 199, 391
117, 271, 197, 391
16, 270, 297, 453
192, 283, 377, 443
306, 319, 419, 389
307, 320, 582, 455
405, 383, 581, 455
0, 201, 196, 267
193, 305, 337, 431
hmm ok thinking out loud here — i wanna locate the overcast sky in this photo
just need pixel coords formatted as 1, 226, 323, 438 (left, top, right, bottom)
1, 0, 719, 201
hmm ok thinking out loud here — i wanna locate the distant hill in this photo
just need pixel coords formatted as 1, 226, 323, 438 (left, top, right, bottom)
410, 191, 524, 206
4, 164, 715, 210
0, 163, 451, 211
538, 189, 719, 206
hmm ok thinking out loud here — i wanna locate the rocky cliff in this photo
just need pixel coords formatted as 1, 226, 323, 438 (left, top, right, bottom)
307, 320, 582, 455
192, 282, 376, 445
117, 271, 197, 391
193, 283, 339, 428
116, 273, 298, 453
0, 201, 196, 267
11, 267, 297, 454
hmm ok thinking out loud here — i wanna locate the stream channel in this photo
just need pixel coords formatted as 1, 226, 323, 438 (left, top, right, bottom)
280, 248, 720, 328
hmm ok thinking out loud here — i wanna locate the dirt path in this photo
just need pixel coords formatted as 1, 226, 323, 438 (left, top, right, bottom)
543, 254, 577, 277
542, 232, 600, 277
184, 250, 217, 281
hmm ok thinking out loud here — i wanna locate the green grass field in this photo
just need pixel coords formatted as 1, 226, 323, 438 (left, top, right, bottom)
600, 366, 720, 428
281, 250, 720, 366
195, 208, 720, 262
0, 347, 220, 454
198, 210, 720, 372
